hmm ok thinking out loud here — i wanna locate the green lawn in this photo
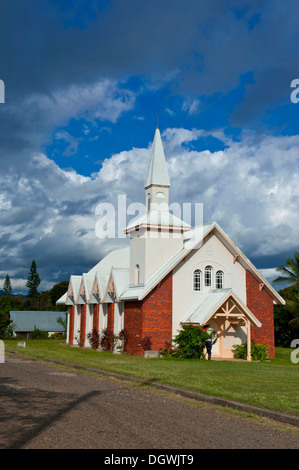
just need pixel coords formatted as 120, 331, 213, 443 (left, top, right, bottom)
4, 339, 299, 415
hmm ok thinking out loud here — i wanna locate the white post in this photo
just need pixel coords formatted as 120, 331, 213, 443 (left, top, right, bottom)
247, 320, 251, 361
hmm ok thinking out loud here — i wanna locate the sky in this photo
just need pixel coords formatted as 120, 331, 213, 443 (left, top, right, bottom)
0, 0, 298, 294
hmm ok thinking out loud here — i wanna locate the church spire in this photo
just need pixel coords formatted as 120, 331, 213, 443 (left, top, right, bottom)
144, 128, 170, 190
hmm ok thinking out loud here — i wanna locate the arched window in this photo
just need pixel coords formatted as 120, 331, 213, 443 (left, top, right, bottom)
216, 270, 224, 289
193, 270, 201, 291
204, 266, 212, 287
135, 264, 140, 285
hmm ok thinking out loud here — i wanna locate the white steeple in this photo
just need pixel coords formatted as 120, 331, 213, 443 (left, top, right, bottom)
145, 127, 170, 189
125, 126, 191, 286
144, 127, 170, 212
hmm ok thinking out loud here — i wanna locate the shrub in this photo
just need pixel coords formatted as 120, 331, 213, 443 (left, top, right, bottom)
117, 329, 128, 354
87, 328, 100, 350
232, 342, 269, 361
0, 312, 13, 339
173, 324, 208, 359
139, 334, 152, 351
161, 340, 178, 357
31, 326, 48, 340
100, 328, 115, 352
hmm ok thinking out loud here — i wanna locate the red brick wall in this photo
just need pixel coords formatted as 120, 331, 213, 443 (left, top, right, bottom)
80, 305, 86, 347
142, 271, 173, 351
93, 304, 99, 331
69, 305, 75, 345
124, 301, 143, 355
107, 303, 114, 332
246, 270, 275, 357
124, 271, 173, 355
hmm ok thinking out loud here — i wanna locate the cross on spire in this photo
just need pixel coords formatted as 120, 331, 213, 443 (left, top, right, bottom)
156, 112, 159, 129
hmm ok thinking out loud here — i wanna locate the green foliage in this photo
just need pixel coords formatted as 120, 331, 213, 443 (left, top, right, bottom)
49, 281, 69, 306
274, 284, 299, 346
0, 295, 25, 314
273, 251, 299, 286
173, 324, 208, 359
0, 311, 13, 339
26, 260, 41, 298
233, 342, 269, 361
30, 326, 49, 340
161, 340, 175, 357
3, 274, 12, 296
0, 295, 24, 339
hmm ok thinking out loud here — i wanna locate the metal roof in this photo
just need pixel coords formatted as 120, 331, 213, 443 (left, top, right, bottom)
125, 209, 191, 233
87, 247, 130, 274
10, 311, 66, 332
180, 289, 262, 327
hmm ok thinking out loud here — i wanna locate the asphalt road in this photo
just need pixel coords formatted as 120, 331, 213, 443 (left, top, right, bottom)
0, 354, 299, 450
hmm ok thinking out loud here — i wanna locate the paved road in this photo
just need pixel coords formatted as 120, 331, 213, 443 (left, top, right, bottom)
0, 354, 299, 450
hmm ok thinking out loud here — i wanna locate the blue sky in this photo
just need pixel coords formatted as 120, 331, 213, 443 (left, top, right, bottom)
0, 0, 298, 293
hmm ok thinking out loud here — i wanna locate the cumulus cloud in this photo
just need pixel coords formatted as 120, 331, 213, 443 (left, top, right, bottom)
1, 127, 298, 292
163, 128, 299, 257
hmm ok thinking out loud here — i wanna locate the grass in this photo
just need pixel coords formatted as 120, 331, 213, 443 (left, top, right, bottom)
4, 339, 299, 416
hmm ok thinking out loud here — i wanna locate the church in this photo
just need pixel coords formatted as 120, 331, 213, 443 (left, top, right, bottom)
57, 127, 285, 359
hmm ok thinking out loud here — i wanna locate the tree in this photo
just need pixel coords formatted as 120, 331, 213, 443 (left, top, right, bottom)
273, 252, 299, 286
0, 295, 24, 339
173, 324, 208, 359
26, 260, 41, 297
273, 252, 299, 346
274, 284, 299, 346
49, 281, 69, 306
3, 274, 12, 296
0, 311, 12, 339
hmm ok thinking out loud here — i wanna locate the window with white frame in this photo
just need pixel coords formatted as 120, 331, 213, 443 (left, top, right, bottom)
193, 269, 201, 291
204, 266, 212, 287
216, 270, 224, 289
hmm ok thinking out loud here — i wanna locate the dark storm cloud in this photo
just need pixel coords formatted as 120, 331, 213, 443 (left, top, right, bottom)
1, 0, 298, 117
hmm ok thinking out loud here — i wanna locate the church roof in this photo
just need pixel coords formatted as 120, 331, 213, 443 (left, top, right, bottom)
144, 128, 170, 189
104, 267, 130, 302
87, 247, 130, 274
125, 209, 191, 233
180, 288, 262, 327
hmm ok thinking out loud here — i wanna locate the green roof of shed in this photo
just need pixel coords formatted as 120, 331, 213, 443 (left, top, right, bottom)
10, 311, 66, 332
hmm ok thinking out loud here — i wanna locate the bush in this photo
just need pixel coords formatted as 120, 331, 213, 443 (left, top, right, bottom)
139, 334, 152, 351
31, 326, 48, 340
87, 328, 100, 350
233, 342, 269, 361
161, 340, 176, 357
117, 329, 128, 354
173, 324, 208, 359
100, 328, 115, 351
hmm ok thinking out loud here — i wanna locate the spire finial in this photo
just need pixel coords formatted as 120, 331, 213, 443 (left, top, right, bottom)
156, 112, 159, 129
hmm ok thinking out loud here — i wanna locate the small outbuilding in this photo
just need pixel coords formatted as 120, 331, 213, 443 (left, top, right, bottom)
9, 311, 66, 339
